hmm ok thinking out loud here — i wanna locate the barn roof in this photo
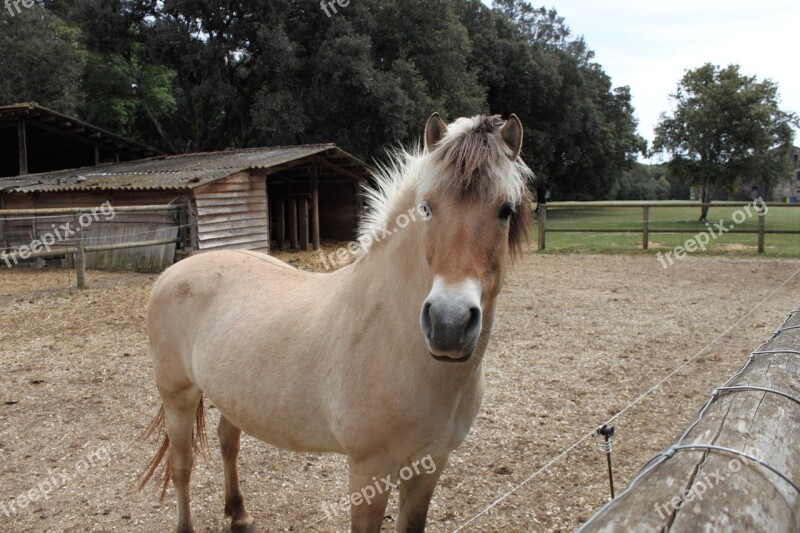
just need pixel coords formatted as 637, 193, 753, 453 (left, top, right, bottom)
0, 102, 163, 161
0, 144, 372, 193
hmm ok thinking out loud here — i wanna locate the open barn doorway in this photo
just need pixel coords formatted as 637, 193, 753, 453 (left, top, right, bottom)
268, 163, 362, 251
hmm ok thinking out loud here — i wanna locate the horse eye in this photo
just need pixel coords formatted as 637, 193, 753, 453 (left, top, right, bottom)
498, 203, 515, 221
420, 200, 433, 218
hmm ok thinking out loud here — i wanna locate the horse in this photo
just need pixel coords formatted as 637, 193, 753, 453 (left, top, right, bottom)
139, 112, 533, 533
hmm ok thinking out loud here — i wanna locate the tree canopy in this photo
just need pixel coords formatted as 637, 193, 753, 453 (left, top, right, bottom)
3, 0, 645, 201
653, 63, 798, 220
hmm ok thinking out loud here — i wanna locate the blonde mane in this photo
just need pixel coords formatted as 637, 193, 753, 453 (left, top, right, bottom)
358, 115, 534, 252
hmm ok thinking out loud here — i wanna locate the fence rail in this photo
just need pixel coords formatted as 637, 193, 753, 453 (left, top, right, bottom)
578, 306, 800, 531
536, 201, 800, 253
0, 204, 188, 287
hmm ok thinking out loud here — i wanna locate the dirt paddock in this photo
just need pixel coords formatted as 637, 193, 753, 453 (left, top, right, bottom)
1, 250, 799, 532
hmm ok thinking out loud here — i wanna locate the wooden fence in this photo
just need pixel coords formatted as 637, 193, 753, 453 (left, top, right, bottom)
537, 201, 800, 253
0, 204, 189, 287
578, 306, 800, 531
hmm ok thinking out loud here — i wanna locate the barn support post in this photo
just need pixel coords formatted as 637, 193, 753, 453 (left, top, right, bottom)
578, 306, 800, 531
311, 167, 321, 250
288, 199, 299, 250
0, 195, 6, 251
188, 207, 198, 254
75, 214, 86, 289
299, 197, 310, 251
537, 204, 547, 251
276, 200, 285, 250
757, 205, 766, 253
17, 118, 28, 175
642, 206, 650, 251
263, 176, 271, 254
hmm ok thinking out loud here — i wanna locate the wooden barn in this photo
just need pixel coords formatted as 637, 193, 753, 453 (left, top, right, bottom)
0, 102, 162, 177
0, 145, 372, 270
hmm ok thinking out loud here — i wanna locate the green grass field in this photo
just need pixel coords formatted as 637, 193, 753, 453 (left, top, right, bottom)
535, 201, 800, 258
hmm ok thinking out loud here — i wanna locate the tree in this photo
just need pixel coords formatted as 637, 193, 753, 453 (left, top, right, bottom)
0, 6, 84, 114
458, 0, 646, 207
653, 63, 797, 221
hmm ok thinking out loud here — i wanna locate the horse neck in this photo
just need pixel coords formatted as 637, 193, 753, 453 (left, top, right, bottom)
347, 202, 430, 308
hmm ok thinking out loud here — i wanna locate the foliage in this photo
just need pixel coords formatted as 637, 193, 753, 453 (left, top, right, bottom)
2, 0, 644, 201
653, 63, 798, 220
0, 6, 85, 115
614, 164, 670, 200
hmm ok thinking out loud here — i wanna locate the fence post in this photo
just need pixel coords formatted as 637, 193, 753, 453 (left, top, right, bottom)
75, 215, 86, 289
538, 203, 547, 251
757, 206, 765, 253
642, 206, 650, 251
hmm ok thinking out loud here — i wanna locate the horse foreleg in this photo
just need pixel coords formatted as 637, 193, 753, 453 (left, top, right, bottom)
396, 454, 449, 533
348, 460, 393, 533
163, 389, 202, 533
218, 416, 255, 532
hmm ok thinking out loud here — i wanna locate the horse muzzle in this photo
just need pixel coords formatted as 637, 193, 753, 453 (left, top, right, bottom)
420, 278, 483, 362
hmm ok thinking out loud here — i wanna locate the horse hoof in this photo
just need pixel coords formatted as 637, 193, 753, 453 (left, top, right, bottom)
231, 514, 257, 533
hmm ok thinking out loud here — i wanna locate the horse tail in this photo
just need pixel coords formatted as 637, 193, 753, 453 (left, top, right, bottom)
137, 397, 208, 501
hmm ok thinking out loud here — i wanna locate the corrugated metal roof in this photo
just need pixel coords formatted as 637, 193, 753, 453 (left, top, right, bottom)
0, 144, 370, 193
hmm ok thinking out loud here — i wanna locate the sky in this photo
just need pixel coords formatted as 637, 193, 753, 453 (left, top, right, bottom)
529, 0, 800, 161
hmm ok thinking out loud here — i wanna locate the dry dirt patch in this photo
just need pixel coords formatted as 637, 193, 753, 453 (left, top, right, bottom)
1, 251, 798, 532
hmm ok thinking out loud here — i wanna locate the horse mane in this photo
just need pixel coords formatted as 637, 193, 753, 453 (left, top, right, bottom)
358, 115, 534, 258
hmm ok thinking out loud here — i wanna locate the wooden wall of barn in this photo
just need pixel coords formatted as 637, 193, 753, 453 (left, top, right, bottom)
193, 171, 269, 252
1, 190, 183, 271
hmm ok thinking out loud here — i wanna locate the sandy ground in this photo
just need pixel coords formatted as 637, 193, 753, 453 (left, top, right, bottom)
1, 248, 799, 533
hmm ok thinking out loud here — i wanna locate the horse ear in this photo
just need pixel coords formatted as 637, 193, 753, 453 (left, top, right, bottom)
500, 114, 523, 161
425, 112, 448, 153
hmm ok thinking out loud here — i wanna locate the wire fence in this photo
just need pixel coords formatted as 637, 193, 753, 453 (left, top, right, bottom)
0, 204, 191, 286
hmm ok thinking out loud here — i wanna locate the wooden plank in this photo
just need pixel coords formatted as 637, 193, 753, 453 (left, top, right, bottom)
288, 199, 298, 250
195, 197, 266, 208
75, 219, 85, 288
199, 241, 270, 252
276, 200, 285, 250
299, 197, 309, 250
194, 191, 267, 201
642, 206, 649, 251
197, 227, 268, 242
579, 310, 800, 531
547, 201, 800, 208
196, 212, 268, 225
17, 119, 28, 175
193, 171, 253, 191
196, 204, 264, 216
200, 234, 266, 250
198, 183, 254, 193
0, 205, 178, 216
311, 169, 320, 250
538, 204, 546, 251
197, 218, 270, 233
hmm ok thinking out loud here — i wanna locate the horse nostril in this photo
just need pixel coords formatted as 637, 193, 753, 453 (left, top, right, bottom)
462, 306, 482, 342
420, 301, 433, 339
